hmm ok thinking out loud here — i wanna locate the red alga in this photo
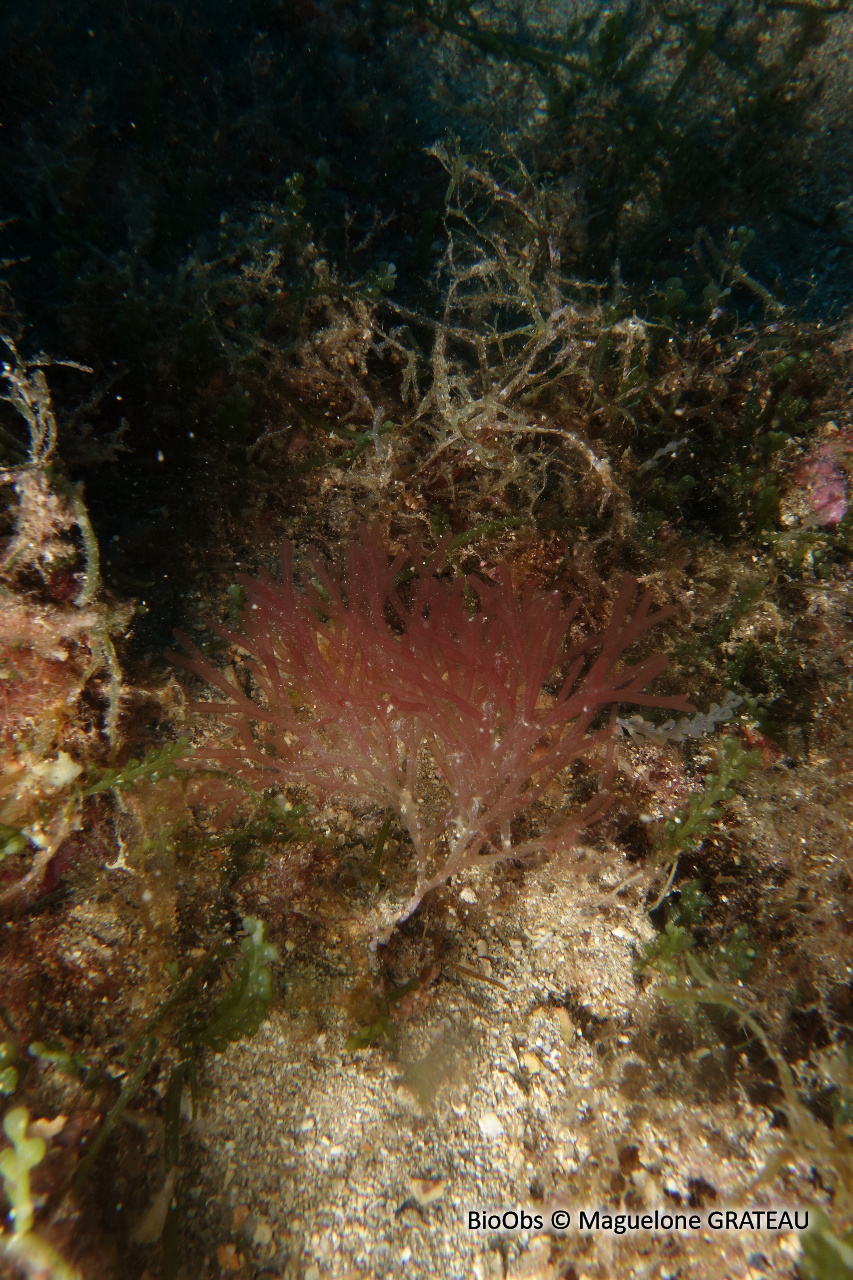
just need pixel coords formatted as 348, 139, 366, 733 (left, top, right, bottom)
173, 528, 691, 939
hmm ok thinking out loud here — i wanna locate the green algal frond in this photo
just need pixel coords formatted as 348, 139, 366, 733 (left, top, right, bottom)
195, 916, 278, 1050
649, 736, 760, 910
0, 1108, 78, 1280
81, 737, 194, 797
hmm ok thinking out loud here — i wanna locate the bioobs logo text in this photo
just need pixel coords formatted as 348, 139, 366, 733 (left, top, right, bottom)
468, 1210, 545, 1232
467, 1207, 811, 1236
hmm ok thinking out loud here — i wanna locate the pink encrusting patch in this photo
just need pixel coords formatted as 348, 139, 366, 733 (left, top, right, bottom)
794, 442, 850, 527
